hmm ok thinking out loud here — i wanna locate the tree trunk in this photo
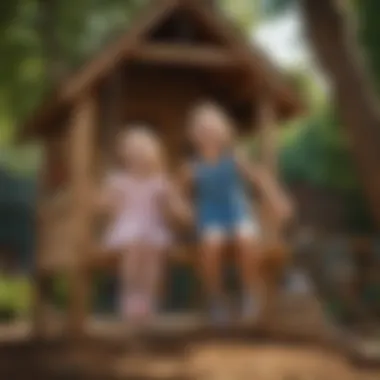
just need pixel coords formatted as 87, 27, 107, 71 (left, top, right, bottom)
301, 0, 380, 229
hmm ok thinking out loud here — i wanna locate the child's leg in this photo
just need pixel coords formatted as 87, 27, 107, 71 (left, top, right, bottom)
119, 244, 141, 317
234, 222, 263, 319
141, 244, 167, 315
199, 229, 225, 300
200, 229, 233, 325
198, 228, 231, 324
235, 234, 261, 294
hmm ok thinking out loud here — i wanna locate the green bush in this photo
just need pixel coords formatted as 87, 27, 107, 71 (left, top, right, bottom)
0, 276, 31, 320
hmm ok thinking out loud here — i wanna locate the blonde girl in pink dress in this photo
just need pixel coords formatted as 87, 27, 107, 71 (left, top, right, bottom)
100, 126, 189, 324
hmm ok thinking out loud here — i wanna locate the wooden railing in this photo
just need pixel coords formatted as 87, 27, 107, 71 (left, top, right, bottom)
36, 186, 291, 280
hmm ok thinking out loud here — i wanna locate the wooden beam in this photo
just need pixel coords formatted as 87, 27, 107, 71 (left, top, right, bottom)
131, 43, 239, 68
67, 93, 96, 338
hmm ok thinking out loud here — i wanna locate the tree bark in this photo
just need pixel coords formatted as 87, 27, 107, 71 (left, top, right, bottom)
301, 0, 380, 229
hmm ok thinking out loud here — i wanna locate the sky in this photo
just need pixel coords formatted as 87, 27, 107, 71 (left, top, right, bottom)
253, 10, 328, 92
253, 10, 309, 69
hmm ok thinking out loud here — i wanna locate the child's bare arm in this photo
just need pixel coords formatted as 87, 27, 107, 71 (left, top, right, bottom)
162, 164, 193, 226
236, 152, 294, 223
93, 187, 113, 214
95, 176, 123, 214
96, 186, 114, 210
165, 182, 193, 226
177, 162, 193, 194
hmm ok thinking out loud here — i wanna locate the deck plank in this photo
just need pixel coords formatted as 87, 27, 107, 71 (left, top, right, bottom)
0, 311, 333, 346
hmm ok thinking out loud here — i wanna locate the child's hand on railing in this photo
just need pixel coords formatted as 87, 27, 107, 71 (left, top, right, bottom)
165, 183, 194, 228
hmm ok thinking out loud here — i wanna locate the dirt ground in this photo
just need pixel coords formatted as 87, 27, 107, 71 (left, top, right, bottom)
113, 343, 380, 380
2, 320, 380, 379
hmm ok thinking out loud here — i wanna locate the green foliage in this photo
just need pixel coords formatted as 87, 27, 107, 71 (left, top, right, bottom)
262, 0, 295, 18
0, 276, 31, 318
280, 107, 358, 191
277, 69, 356, 190
0, 1, 44, 137
0, 145, 42, 176
221, 0, 261, 32
357, 0, 380, 96
0, 0, 149, 148
53, 0, 149, 68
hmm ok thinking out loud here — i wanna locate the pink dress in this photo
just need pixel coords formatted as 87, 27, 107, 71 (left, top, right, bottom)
103, 172, 172, 250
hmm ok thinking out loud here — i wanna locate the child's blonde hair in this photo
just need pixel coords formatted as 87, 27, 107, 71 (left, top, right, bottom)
187, 101, 235, 147
117, 124, 166, 173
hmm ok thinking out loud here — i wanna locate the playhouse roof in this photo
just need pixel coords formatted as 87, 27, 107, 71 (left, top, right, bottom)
19, 0, 303, 141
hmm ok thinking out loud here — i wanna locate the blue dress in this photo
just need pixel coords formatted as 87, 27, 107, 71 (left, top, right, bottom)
193, 154, 255, 234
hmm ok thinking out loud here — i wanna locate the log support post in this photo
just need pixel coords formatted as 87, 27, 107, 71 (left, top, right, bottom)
67, 93, 96, 338
258, 94, 279, 243
32, 140, 54, 338
32, 132, 67, 338
257, 94, 283, 326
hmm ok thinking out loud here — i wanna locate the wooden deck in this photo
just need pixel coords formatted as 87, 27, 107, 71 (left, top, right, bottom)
0, 291, 332, 343
0, 313, 331, 346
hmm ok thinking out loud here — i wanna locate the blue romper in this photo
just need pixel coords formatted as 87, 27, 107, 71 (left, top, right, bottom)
193, 154, 258, 235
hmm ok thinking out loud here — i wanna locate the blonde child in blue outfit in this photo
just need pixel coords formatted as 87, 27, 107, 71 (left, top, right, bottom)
181, 101, 292, 324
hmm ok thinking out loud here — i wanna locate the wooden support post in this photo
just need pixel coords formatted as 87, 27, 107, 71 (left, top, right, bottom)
32, 140, 55, 338
257, 94, 282, 328
32, 132, 68, 338
258, 94, 279, 242
67, 93, 96, 338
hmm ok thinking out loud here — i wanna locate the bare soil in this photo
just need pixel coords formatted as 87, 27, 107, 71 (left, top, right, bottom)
112, 342, 380, 380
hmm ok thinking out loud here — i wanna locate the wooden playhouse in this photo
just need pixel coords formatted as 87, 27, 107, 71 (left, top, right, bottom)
19, 0, 302, 338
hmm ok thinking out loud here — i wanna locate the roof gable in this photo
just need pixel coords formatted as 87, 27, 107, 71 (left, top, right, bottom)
19, 0, 302, 140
